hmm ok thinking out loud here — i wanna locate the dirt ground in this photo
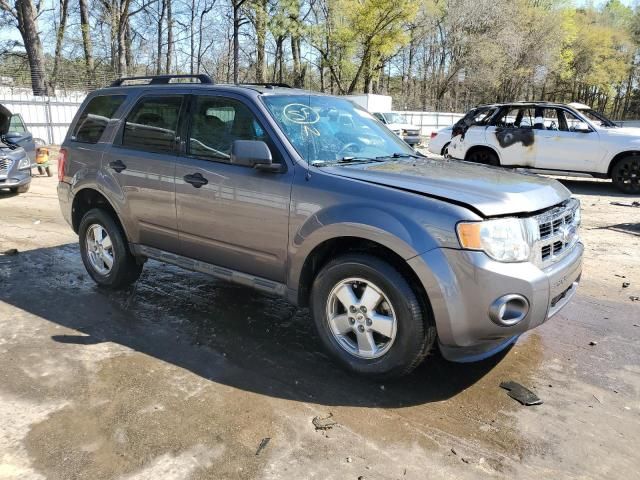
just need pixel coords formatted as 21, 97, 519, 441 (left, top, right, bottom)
0, 156, 639, 480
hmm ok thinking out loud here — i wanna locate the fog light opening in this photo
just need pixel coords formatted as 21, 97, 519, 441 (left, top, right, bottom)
489, 294, 529, 326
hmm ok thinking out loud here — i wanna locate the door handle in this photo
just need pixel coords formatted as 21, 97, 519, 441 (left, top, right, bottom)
184, 172, 208, 188
109, 160, 127, 173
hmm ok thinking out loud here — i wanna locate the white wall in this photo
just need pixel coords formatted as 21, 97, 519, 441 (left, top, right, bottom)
0, 87, 86, 144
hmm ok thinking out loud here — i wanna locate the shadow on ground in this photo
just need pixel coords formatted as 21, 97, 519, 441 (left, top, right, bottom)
0, 243, 508, 408
557, 178, 636, 197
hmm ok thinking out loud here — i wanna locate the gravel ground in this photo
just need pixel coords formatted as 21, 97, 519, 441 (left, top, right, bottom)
0, 154, 639, 480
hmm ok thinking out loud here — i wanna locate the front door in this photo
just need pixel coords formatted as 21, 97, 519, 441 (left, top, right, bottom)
106, 94, 185, 251
533, 107, 603, 173
175, 94, 293, 282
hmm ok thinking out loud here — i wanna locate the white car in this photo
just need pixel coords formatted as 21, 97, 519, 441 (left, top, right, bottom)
373, 112, 422, 147
427, 126, 453, 157
443, 102, 640, 193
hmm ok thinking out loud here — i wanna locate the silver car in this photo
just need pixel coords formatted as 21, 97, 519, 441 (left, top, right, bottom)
57, 75, 583, 378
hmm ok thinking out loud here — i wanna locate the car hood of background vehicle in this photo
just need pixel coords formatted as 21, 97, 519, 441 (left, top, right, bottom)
324, 158, 571, 217
386, 123, 419, 132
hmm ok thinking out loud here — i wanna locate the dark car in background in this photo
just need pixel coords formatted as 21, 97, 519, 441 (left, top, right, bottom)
0, 103, 36, 164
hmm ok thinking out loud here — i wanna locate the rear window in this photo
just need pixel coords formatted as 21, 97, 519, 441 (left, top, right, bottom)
72, 95, 126, 143
122, 96, 184, 154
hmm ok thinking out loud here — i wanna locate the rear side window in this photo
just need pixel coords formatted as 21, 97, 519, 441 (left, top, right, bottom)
72, 95, 126, 143
122, 96, 184, 154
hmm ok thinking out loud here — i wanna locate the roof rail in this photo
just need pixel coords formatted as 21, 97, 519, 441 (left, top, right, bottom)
239, 82, 292, 89
110, 74, 214, 87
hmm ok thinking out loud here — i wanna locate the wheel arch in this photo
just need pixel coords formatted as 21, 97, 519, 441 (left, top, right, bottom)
71, 188, 130, 242
464, 144, 501, 164
607, 150, 640, 177
295, 236, 433, 321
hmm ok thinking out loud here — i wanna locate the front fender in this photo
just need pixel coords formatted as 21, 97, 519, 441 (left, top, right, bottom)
286, 202, 441, 292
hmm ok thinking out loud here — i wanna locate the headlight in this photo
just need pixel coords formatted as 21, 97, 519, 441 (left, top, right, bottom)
18, 155, 31, 170
457, 217, 539, 262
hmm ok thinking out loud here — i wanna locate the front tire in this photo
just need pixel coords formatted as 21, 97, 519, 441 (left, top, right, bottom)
10, 183, 30, 194
612, 156, 640, 194
310, 253, 436, 379
79, 208, 142, 289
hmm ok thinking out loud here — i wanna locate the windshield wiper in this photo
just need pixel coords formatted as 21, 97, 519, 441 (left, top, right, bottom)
375, 152, 423, 160
310, 157, 382, 167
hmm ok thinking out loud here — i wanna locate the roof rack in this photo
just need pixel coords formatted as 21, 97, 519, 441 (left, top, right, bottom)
110, 74, 214, 87
239, 82, 292, 89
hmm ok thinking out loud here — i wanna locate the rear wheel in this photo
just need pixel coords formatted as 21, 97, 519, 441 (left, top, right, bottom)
79, 208, 142, 289
612, 156, 640, 194
37, 166, 44, 175
441, 142, 451, 158
45, 166, 52, 177
310, 253, 436, 379
467, 148, 500, 166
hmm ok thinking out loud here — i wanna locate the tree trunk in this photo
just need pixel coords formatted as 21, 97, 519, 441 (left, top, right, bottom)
157, 0, 166, 74
255, 0, 266, 82
233, 1, 240, 83
166, 0, 173, 73
51, 0, 69, 90
15, 0, 50, 95
79, 0, 95, 87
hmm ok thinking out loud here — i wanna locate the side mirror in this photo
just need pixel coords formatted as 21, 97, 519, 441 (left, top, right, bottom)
231, 140, 279, 171
574, 121, 592, 133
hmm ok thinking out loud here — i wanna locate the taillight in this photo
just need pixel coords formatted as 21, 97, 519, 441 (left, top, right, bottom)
430, 131, 438, 139
57, 147, 67, 182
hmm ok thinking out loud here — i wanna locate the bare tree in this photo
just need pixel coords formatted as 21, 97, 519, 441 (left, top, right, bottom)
0, 0, 50, 94
51, 0, 70, 89
79, 0, 95, 86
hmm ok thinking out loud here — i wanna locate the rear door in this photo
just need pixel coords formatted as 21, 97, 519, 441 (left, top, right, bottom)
485, 106, 537, 166
533, 107, 603, 172
174, 93, 293, 282
106, 93, 186, 251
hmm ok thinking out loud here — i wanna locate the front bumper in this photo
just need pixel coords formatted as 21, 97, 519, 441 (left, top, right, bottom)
408, 242, 583, 362
0, 169, 31, 189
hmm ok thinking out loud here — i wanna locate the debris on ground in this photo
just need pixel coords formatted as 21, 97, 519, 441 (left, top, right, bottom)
592, 394, 602, 404
622, 282, 630, 288
610, 201, 640, 208
630, 296, 639, 302
255, 437, 270, 456
615, 274, 627, 278
500, 381, 543, 406
313, 413, 338, 431
589, 341, 598, 346
451, 447, 457, 455
1, 248, 19, 256
346, 456, 352, 463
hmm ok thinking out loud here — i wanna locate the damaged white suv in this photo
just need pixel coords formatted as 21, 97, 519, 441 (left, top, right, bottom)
439, 102, 640, 193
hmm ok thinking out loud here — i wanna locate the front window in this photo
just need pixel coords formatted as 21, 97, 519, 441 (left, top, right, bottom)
576, 108, 616, 128
262, 95, 414, 164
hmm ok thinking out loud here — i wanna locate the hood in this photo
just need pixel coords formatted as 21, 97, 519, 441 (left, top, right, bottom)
603, 126, 640, 137
323, 158, 571, 217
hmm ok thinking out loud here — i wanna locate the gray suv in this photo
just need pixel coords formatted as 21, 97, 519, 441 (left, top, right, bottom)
58, 75, 583, 378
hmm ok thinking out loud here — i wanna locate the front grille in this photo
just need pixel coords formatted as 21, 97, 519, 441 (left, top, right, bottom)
533, 198, 580, 267
0, 156, 12, 176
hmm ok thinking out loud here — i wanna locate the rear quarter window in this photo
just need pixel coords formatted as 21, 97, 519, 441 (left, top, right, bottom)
72, 95, 126, 143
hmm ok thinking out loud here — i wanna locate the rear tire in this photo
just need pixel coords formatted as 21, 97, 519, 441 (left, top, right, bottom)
467, 148, 500, 166
37, 166, 43, 175
612, 156, 640, 194
310, 253, 436, 379
441, 142, 451, 158
45, 166, 52, 177
79, 208, 142, 289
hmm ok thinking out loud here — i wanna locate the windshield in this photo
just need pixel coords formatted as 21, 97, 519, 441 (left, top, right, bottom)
262, 95, 415, 164
383, 112, 409, 124
578, 108, 617, 128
